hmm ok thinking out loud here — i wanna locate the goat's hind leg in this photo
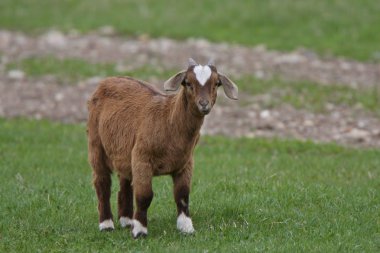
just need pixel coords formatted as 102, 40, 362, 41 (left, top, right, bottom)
93, 171, 114, 231
88, 134, 114, 231
118, 176, 134, 228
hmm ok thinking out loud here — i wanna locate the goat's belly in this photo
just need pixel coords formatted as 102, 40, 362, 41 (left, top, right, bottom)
110, 156, 132, 178
151, 157, 190, 176
153, 170, 172, 176
152, 164, 177, 176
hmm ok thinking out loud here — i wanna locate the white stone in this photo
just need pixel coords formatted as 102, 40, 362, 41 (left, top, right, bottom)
54, 93, 64, 101
346, 128, 369, 140
0, 31, 12, 48
246, 132, 255, 138
274, 54, 306, 64
41, 30, 67, 48
98, 25, 116, 36
260, 110, 271, 119
357, 120, 367, 128
254, 70, 265, 79
8, 69, 25, 80
303, 120, 314, 127
86, 76, 103, 86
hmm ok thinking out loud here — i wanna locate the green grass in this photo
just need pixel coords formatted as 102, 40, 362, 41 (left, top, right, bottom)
1, 0, 380, 61
6, 56, 172, 83
0, 118, 379, 252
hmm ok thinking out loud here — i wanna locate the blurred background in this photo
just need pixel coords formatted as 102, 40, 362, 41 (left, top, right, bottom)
0, 0, 379, 147
1, 1, 380, 252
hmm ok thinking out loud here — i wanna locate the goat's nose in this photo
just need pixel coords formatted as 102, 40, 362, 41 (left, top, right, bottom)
199, 100, 209, 107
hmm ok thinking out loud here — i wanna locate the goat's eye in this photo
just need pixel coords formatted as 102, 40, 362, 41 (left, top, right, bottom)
183, 79, 192, 89
216, 80, 222, 87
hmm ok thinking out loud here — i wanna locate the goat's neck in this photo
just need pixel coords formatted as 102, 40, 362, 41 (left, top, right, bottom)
169, 89, 204, 140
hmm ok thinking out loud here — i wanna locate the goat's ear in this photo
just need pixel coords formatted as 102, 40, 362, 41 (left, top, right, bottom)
218, 73, 238, 100
164, 70, 187, 91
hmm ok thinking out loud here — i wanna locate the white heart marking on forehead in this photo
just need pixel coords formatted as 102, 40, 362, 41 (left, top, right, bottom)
193, 65, 212, 86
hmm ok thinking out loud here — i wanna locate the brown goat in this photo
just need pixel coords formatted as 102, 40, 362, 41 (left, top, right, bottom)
87, 58, 238, 238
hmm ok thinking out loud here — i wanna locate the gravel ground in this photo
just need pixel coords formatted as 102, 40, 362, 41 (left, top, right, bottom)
1, 30, 380, 147
1, 30, 379, 88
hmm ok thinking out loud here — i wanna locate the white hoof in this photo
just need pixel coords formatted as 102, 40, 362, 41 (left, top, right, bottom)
119, 216, 133, 228
99, 219, 114, 231
131, 219, 148, 238
177, 212, 195, 234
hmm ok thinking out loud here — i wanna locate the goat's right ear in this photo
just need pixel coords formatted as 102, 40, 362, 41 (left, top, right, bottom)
164, 71, 187, 91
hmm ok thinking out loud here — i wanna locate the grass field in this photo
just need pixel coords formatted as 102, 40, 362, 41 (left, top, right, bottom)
1, 0, 380, 60
0, 118, 379, 252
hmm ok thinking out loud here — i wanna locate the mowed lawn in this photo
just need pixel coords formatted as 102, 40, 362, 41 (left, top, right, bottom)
0, 118, 379, 252
0, 0, 380, 60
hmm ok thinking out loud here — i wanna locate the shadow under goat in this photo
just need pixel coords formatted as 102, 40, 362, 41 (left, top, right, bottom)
87, 58, 238, 238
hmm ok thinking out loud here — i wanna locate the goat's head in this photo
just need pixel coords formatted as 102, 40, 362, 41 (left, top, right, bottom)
164, 58, 238, 116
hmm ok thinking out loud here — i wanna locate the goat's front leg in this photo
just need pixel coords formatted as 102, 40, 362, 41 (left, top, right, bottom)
173, 163, 195, 234
131, 160, 153, 238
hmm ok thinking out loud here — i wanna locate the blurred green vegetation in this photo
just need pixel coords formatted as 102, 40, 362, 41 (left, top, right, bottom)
0, 0, 379, 60
6, 56, 172, 82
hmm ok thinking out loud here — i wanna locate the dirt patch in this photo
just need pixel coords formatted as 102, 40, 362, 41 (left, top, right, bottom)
1, 75, 379, 148
1, 30, 379, 88
1, 30, 380, 147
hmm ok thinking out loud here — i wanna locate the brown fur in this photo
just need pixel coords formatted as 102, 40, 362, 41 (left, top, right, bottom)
118, 177, 133, 220
87, 63, 237, 235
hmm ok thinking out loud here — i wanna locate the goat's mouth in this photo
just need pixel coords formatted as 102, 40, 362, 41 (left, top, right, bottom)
199, 107, 211, 115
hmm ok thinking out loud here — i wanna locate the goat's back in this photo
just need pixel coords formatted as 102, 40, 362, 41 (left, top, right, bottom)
87, 77, 168, 176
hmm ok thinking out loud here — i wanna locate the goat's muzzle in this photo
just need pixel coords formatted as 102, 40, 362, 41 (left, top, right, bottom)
198, 99, 211, 115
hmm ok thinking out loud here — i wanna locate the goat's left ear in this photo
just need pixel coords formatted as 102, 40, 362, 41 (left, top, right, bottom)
164, 70, 187, 91
218, 73, 238, 100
